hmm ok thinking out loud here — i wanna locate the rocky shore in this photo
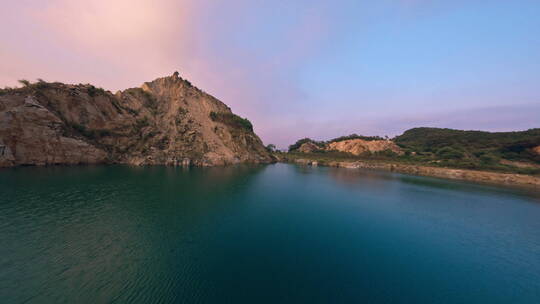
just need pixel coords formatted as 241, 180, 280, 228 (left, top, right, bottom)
290, 158, 540, 188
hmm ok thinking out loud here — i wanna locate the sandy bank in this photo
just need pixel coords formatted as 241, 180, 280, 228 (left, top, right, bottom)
289, 158, 540, 188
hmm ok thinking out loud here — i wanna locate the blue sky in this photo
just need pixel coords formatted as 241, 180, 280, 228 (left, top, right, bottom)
2, 0, 539, 147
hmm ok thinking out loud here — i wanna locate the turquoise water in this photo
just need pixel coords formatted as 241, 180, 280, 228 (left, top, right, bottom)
1, 164, 539, 303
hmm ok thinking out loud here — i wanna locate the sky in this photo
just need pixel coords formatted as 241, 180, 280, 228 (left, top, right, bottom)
1, 0, 539, 148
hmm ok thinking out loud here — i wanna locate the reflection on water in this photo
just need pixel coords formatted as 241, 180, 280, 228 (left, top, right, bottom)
313, 164, 540, 202
1, 164, 539, 303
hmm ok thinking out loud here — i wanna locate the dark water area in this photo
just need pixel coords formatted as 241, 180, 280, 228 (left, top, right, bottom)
1, 164, 539, 303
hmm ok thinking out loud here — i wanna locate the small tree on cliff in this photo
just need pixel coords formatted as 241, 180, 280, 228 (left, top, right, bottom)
18, 79, 31, 87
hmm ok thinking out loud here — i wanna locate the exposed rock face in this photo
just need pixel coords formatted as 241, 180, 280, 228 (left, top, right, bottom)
327, 139, 403, 155
0, 73, 272, 167
298, 142, 322, 153
533, 145, 540, 155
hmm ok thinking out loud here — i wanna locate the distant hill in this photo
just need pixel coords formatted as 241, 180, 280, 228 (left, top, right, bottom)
286, 127, 540, 174
288, 134, 389, 152
288, 135, 401, 156
394, 127, 540, 164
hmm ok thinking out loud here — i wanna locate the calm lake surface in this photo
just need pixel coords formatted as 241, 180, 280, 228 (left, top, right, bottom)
1, 164, 539, 303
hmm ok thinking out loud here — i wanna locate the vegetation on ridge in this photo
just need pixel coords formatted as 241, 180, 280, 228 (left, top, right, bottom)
288, 138, 325, 152
288, 134, 387, 152
328, 134, 386, 143
284, 127, 540, 175
210, 112, 253, 131
394, 127, 540, 163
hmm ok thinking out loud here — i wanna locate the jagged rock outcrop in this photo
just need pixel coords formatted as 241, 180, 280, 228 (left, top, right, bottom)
0, 73, 272, 167
292, 138, 402, 156
327, 139, 403, 155
298, 142, 323, 153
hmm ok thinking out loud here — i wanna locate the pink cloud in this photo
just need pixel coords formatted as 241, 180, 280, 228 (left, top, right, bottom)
1, 0, 200, 89
0, 0, 334, 146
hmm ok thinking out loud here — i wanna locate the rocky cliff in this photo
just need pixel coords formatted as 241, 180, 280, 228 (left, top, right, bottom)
326, 139, 402, 155
297, 142, 323, 153
294, 138, 402, 155
0, 73, 272, 167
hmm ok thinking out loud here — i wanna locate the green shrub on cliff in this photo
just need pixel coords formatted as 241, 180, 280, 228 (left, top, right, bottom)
18, 79, 31, 87
209, 112, 253, 131
288, 138, 325, 152
35, 79, 52, 90
436, 147, 464, 159
327, 134, 385, 143
87, 85, 106, 97
68, 122, 111, 139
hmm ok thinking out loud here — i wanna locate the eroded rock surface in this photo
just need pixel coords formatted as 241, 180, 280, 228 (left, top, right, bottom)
327, 139, 403, 155
298, 142, 323, 153
0, 73, 272, 167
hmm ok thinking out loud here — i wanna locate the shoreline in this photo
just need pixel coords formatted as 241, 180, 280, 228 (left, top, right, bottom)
2, 158, 539, 189
287, 158, 540, 189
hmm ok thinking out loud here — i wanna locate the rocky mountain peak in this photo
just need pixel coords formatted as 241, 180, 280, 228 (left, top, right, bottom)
0, 75, 272, 167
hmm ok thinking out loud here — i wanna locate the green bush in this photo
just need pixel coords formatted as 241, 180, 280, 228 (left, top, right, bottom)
135, 117, 150, 130
288, 138, 325, 152
95, 129, 111, 137
178, 107, 188, 115
35, 79, 51, 90
71, 123, 88, 134
374, 149, 399, 158
87, 85, 106, 97
436, 147, 464, 159
328, 134, 384, 143
479, 154, 497, 164
209, 112, 253, 131
69, 122, 111, 139
18, 79, 31, 87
